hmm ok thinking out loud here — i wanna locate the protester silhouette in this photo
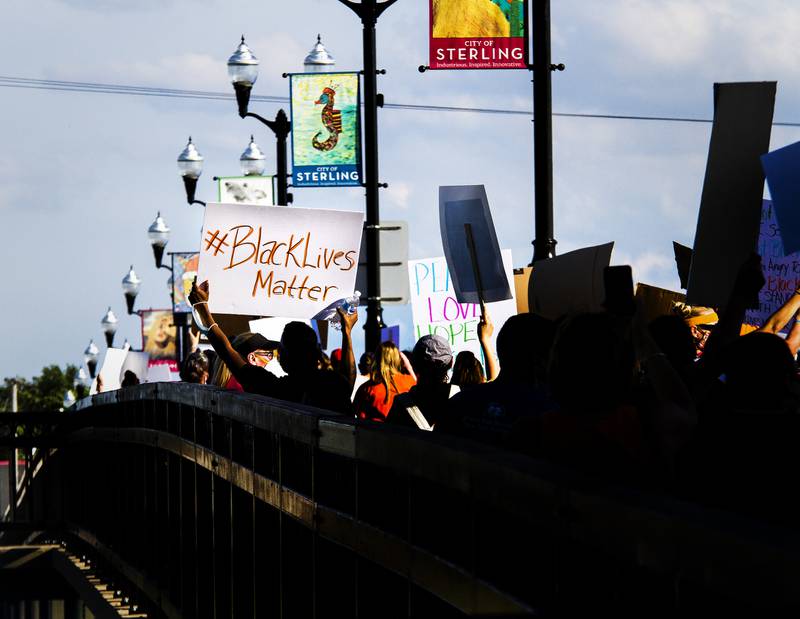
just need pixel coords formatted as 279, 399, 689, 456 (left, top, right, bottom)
189, 280, 354, 414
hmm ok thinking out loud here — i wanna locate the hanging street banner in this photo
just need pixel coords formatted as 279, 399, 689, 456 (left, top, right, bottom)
429, 0, 528, 70
171, 252, 200, 313
197, 202, 364, 319
290, 72, 362, 188
217, 176, 274, 206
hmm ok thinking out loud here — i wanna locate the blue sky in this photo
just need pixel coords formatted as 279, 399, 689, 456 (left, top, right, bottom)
1, 0, 800, 378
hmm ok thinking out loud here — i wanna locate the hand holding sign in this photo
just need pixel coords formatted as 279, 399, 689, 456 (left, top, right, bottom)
197, 203, 364, 319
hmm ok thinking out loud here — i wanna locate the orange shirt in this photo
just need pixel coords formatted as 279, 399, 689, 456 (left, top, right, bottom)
354, 374, 416, 422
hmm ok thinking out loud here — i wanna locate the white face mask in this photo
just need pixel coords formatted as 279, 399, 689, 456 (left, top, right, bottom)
248, 350, 273, 368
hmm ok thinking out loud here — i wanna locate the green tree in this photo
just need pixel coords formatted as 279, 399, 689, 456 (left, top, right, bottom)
0, 364, 83, 412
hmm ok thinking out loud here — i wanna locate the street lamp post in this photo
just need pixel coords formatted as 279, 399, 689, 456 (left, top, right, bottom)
337, 0, 396, 351
100, 307, 118, 348
121, 265, 142, 315
304, 35, 336, 72
84, 340, 99, 378
177, 137, 206, 207
227, 37, 292, 206
148, 213, 172, 270
530, 0, 561, 263
240, 136, 267, 176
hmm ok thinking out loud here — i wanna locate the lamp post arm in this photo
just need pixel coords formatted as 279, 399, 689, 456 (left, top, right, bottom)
244, 111, 291, 138
191, 199, 207, 207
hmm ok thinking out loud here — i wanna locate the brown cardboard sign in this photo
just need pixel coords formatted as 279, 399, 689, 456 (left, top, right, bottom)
528, 243, 614, 320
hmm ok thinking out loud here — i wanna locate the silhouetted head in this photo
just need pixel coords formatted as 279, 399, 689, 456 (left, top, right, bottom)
724, 332, 795, 407
330, 348, 343, 371
181, 351, 209, 384
358, 352, 375, 375
649, 315, 695, 369
279, 322, 322, 375
496, 313, 555, 383
412, 335, 453, 384
549, 313, 634, 414
451, 351, 485, 387
120, 370, 140, 388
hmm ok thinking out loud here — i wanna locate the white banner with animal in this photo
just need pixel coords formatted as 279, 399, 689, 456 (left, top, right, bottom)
217, 176, 274, 206
197, 202, 364, 319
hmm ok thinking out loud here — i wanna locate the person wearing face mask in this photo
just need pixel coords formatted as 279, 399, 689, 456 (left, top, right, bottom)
190, 280, 355, 414
210, 332, 279, 392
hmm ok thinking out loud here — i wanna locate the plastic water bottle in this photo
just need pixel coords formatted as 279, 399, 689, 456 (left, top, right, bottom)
329, 291, 361, 330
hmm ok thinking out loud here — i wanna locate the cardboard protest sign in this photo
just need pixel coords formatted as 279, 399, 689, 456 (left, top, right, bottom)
429, 0, 528, 69
217, 176, 274, 206
140, 310, 177, 361
197, 203, 363, 319
744, 200, 800, 331
528, 243, 614, 320
146, 362, 178, 383
409, 250, 516, 367
635, 283, 686, 325
290, 73, 362, 187
440, 185, 511, 304
672, 242, 693, 290
686, 82, 776, 308
172, 252, 200, 313
513, 267, 532, 313
381, 325, 400, 345
91, 345, 130, 393
761, 141, 800, 256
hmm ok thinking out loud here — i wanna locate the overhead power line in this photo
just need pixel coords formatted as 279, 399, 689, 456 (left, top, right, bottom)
1, 75, 800, 127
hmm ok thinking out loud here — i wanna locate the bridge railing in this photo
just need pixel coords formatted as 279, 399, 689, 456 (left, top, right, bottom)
11, 382, 800, 617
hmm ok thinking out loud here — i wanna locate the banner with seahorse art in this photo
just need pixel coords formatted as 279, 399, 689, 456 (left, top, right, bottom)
290, 72, 362, 188
429, 0, 528, 70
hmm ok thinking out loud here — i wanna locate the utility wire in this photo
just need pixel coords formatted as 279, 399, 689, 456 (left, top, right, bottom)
2, 75, 800, 127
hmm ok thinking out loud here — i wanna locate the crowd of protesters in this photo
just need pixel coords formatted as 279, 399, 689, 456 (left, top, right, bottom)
178, 259, 800, 525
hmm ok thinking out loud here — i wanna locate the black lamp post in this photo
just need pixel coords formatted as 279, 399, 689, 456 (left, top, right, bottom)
177, 137, 207, 207
84, 340, 99, 379
530, 0, 561, 263
227, 37, 292, 206
121, 265, 142, 315
100, 307, 118, 348
148, 212, 172, 271
336, 0, 397, 352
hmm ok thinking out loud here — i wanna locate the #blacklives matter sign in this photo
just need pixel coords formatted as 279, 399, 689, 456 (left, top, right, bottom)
429, 0, 528, 69
197, 203, 363, 319
290, 73, 362, 187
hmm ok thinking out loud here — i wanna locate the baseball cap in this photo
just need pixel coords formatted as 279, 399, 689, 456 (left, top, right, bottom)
233, 333, 280, 357
413, 335, 453, 367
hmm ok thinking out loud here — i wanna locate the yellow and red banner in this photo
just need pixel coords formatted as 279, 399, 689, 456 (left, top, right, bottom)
429, 0, 528, 70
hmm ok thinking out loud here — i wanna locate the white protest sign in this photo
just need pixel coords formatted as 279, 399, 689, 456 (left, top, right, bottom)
409, 250, 517, 368
198, 202, 364, 319
90, 343, 131, 393
120, 351, 150, 384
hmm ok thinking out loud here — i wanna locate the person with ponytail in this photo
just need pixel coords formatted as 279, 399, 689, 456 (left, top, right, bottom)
353, 342, 416, 422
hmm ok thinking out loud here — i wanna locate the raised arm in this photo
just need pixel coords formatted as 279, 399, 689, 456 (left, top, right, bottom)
758, 287, 800, 334
478, 307, 499, 381
632, 298, 695, 456
337, 307, 358, 389
700, 253, 765, 374
188, 280, 248, 375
